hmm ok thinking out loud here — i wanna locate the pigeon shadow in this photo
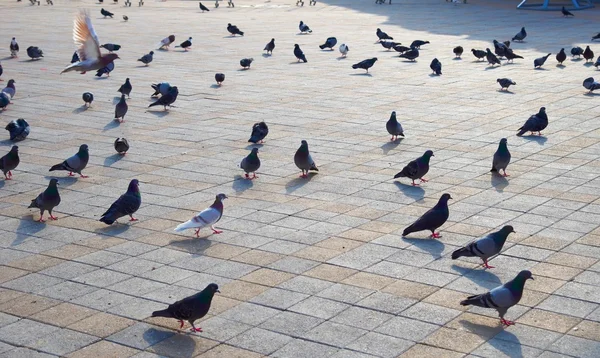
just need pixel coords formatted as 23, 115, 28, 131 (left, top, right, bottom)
0, 181, 5, 188
497, 90, 515, 94
452, 57, 462, 61
289, 62, 306, 65
285, 172, 316, 193
394, 181, 425, 201
245, 143, 263, 150
223, 35, 240, 38
135, 65, 151, 68
103, 120, 120, 132
571, 57, 583, 62
210, 84, 221, 88
237, 68, 251, 71
381, 139, 402, 154
521, 135, 547, 145
95, 223, 131, 236
262, 53, 271, 58
460, 320, 520, 356
169, 237, 213, 254
490, 174, 509, 192
349, 73, 373, 76
584, 92, 600, 96
428, 73, 441, 77
43, 175, 78, 187
72, 106, 88, 114
534, 67, 548, 71
144, 329, 195, 357
94, 76, 109, 80
484, 66, 500, 70
232, 175, 254, 193
556, 64, 566, 69
400, 60, 417, 63
12, 216, 46, 247
1, 57, 14, 61
146, 110, 170, 117
451, 264, 502, 288
104, 153, 124, 167
402, 237, 445, 259
336, 56, 347, 60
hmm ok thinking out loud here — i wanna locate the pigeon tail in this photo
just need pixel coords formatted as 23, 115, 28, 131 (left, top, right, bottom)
516, 128, 527, 137
451, 247, 474, 260
319, 44, 327, 49
151, 309, 174, 318
27, 199, 39, 209
49, 163, 65, 172
490, 167, 498, 172
460, 295, 480, 306
99, 214, 117, 225
174, 219, 205, 232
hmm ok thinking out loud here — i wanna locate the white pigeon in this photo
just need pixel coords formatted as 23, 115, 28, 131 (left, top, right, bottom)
174, 193, 227, 237
339, 43, 349, 57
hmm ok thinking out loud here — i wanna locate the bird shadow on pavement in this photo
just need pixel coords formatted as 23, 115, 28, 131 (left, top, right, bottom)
484, 66, 500, 71
521, 135, 547, 145
232, 175, 254, 193
285, 172, 316, 193
289, 62, 306, 65
72, 106, 88, 114
44, 175, 78, 187
394, 181, 425, 201
146, 110, 170, 118
381, 139, 402, 154
146, 328, 196, 357
490, 174, 509, 192
103, 120, 120, 132
584, 92, 600, 97
556, 64, 566, 69
237, 68, 250, 72
112, 96, 122, 104
210, 84, 221, 88
428, 74, 441, 78
94, 76, 109, 80
1, 56, 13, 61
336, 56, 347, 61
459, 320, 520, 357
169, 236, 213, 254
0, 139, 15, 147
402, 237, 444, 259
135, 65, 151, 68
12, 216, 46, 246
534, 67, 548, 71
452, 264, 502, 288
452, 58, 462, 61
349, 73, 373, 77
571, 57, 583, 62
262, 54, 271, 58
497, 90, 515, 95
0, 181, 4, 189
104, 153, 124, 167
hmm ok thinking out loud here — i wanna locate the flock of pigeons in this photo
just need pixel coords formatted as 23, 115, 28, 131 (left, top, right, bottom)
1, 2, 599, 334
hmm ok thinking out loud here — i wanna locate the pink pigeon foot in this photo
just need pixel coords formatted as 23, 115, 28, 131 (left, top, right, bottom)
431, 232, 441, 238
129, 216, 138, 221
194, 229, 200, 238
501, 318, 515, 326
483, 260, 495, 269
37, 217, 46, 223
178, 320, 185, 329
190, 327, 203, 332
80, 175, 89, 178
68, 172, 75, 177
420, 178, 429, 183
49, 215, 58, 220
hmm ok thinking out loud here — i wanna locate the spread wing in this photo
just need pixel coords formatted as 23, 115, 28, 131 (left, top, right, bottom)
73, 11, 101, 62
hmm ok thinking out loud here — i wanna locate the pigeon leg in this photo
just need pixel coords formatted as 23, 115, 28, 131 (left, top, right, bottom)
178, 320, 185, 329
129, 215, 138, 221
482, 260, 495, 269
537, 132, 542, 136
500, 318, 515, 326
68, 172, 75, 177
245, 173, 249, 179
251, 173, 258, 179
80, 174, 89, 178
211, 225, 223, 234
189, 322, 203, 332
390, 136, 394, 141
419, 178, 429, 183
502, 169, 510, 177
49, 214, 58, 220
431, 232, 441, 238
411, 180, 420, 186
194, 229, 200, 238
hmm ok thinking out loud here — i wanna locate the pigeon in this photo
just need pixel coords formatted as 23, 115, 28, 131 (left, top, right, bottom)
460, 270, 533, 326
295, 140, 318, 178
393, 45, 410, 54
215, 73, 225, 86
10, 37, 19, 58
339, 43, 349, 57
376, 28, 393, 42
241, 148, 260, 180
386, 111, 404, 141
491, 138, 511, 177
0, 93, 10, 110
0, 146, 19, 180
402, 193, 452, 238
534, 53, 550, 68
594, 56, 600, 69
264, 38, 275, 55
26, 46, 43, 60
380, 41, 397, 50
122, 15, 128, 21
28, 179, 61, 222
82, 92, 94, 107
583, 77, 600, 93
571, 46, 584, 57
319, 37, 337, 50
5, 119, 29, 141
556, 48, 567, 65
100, 43, 121, 53
178, 37, 192, 51
99, 179, 141, 224
399, 48, 419, 61
199, 2, 210, 12
114, 138, 129, 155
453, 46, 463, 58
71, 51, 80, 64
512, 27, 527, 42
593, 33, 600, 41
227, 24, 244, 36
175, 193, 228, 236
118, 78, 132, 98
2, 79, 16, 99
61, 11, 120, 74
114, 94, 128, 122
561, 6, 574, 17
240, 58, 253, 69
430, 58, 442, 75
299, 21, 312, 34
504, 49, 523, 63
517, 107, 548, 136
471, 48, 486, 61
95, 61, 114, 77
497, 78, 516, 91
151, 283, 220, 332
0, 61, 3, 80
248, 121, 268, 143
138, 51, 154, 65
394, 150, 434, 186
151, 82, 171, 97
486, 48, 501, 66
49, 144, 90, 178
101, 8, 114, 18
159, 35, 176, 50
410, 40, 429, 49
352, 58, 378, 72
452, 225, 515, 269
148, 86, 178, 110
583, 46, 594, 62
294, 44, 307, 63
493, 40, 508, 58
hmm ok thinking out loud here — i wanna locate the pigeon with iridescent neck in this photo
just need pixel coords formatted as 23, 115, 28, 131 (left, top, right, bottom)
99, 179, 141, 224
29, 179, 61, 222
491, 138, 511, 177
49, 144, 89, 178
394, 150, 434, 186
402, 193, 451, 238
452, 225, 515, 269
0, 146, 19, 180
175, 193, 228, 237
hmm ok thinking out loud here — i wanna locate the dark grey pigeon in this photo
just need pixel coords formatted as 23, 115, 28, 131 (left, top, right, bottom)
241, 148, 260, 180
248, 121, 268, 143
152, 283, 219, 332
517, 107, 548, 136
497, 78, 515, 91
393, 150, 434, 186
100, 43, 121, 53
138, 51, 154, 66
299, 21, 312, 34
101, 8, 114, 18
486, 48, 501, 66
352, 58, 378, 72
148, 86, 178, 110
28, 179, 60, 222
5, 119, 30, 141
504, 49, 523, 63
583, 46, 594, 62
114, 138, 129, 155
399, 48, 419, 61
26, 46, 43, 60
380, 41, 397, 50
461, 270, 533, 326
491, 138, 511, 177
294, 140, 318, 178
49, 144, 89, 178
199, 2, 210, 12
99, 179, 141, 224
151, 82, 171, 97
376, 28, 393, 41
453, 46, 463, 58
2, 79, 16, 99
240, 58, 253, 69
471, 49, 486, 61
0, 92, 9, 110
95, 61, 115, 77
534, 53, 550, 68
593, 33, 600, 41
118, 78, 132, 98
410, 40, 429, 49
571, 46, 584, 57
215, 73, 225, 85
393, 45, 410, 54
452, 225, 515, 269
82, 92, 94, 107
493, 40, 507, 58
386, 111, 404, 141
319, 37, 337, 50
594, 56, 600, 68
512, 27, 527, 42
227, 23, 244, 36
556, 48, 566, 64
402, 193, 452, 238
178, 37, 193, 51
0, 146, 19, 180
583, 77, 600, 93
264, 38, 275, 54
561, 6, 574, 17
115, 94, 128, 122
430, 58, 442, 75
294, 44, 307, 63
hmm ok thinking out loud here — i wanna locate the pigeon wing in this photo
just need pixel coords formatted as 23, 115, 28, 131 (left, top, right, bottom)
74, 11, 101, 62
63, 153, 82, 172
489, 285, 518, 307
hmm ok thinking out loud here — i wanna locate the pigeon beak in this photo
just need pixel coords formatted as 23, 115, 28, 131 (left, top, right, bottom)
216, 289, 221, 293
512, 229, 516, 233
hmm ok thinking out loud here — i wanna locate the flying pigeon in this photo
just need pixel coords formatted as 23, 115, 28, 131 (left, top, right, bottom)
151, 82, 171, 97
5, 119, 29, 141
95, 61, 114, 77
175, 193, 228, 237
159, 35, 176, 50
227, 24, 244, 36
177, 37, 192, 51
561, 6, 574, 17
294, 44, 307, 63
583, 77, 600, 93
148, 86, 178, 110
486, 48, 501, 66
352, 58, 378, 72
248, 121, 268, 143
556, 48, 566, 64
299, 21, 312, 33
0, 146, 19, 180
100, 43, 121, 53
517, 107, 548, 136
138, 51, 154, 65
380, 41, 397, 50
534, 53, 550, 68
593, 33, 600, 41
571, 46, 584, 57
583, 46, 594, 62
2, 79, 16, 99
339, 43, 349, 57
71, 51, 80, 64
386, 111, 404, 141
452, 225, 515, 269
100, 8, 114, 18
394, 150, 434, 186
319, 37, 337, 50
151, 283, 220, 332
99, 179, 141, 224
49, 144, 89, 178
82, 92, 94, 107
410, 40, 429, 49
61, 11, 119, 74
114, 94, 128, 122
240, 58, 253, 69
118, 78, 132, 98
114, 138, 129, 155
504, 49, 523, 63
199, 2, 210, 12
376, 28, 393, 42
241, 148, 260, 180
491, 138, 511, 177
430, 58, 442, 75
400, 48, 419, 61
264, 38, 275, 55
10, 38, 19, 58
460, 270, 533, 326
28, 179, 60, 222
471, 48, 486, 60
295, 140, 318, 178
26, 46, 43, 60
403, 193, 452, 238
512, 27, 527, 42
453, 46, 463, 58
215, 73, 225, 85
497, 78, 515, 91
123, 15, 128, 21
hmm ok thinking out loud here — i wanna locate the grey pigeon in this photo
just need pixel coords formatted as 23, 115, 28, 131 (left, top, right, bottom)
583, 46, 594, 62
534, 53, 550, 68
118, 78, 132, 98
430, 58, 442, 75
380, 41, 397, 50
376, 28, 393, 41
460, 270, 533, 326
452, 225, 515, 269
175, 194, 227, 236
497, 78, 515, 91
0, 146, 19, 180
594, 56, 600, 68
556, 48, 566, 64
386, 111, 404, 141
294, 140, 318, 178
114, 138, 129, 155
177, 37, 193, 51
0, 92, 10, 110
2, 79, 16, 99
402, 193, 452, 238
352, 58, 378, 72
10, 37, 19, 58
339, 43, 349, 57
100, 43, 121, 53
593, 33, 600, 41
151, 283, 219, 332
199, 2, 210, 12
512, 27, 527, 42
571, 46, 584, 57
583, 77, 600, 93
248, 121, 268, 143
399, 48, 419, 61
99, 179, 141, 224
453, 46, 463, 58
240, 58, 253, 69
486, 48, 501, 66
471, 48, 486, 61
264, 38, 275, 54
159, 35, 176, 50
393, 150, 434, 186
5, 119, 29, 141
410, 40, 429, 49
227, 23, 244, 36
115, 94, 128, 122
151, 82, 171, 97
26, 46, 43, 60
561, 6, 574, 17
241, 148, 260, 179
215, 73, 225, 85
95, 61, 115, 77
49, 144, 89, 178
148, 86, 178, 110
319, 37, 337, 50
299, 21, 312, 34
517, 107, 548, 136
82, 92, 94, 107
504, 49, 523, 63
491, 138, 511, 177
294, 44, 307, 63
138, 51, 154, 65
493, 40, 507, 58
28, 179, 61, 222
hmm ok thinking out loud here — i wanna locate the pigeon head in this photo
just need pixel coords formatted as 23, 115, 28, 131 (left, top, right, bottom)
128, 179, 139, 192
228, 23, 232, 26
10, 145, 18, 153
373, 58, 378, 62
216, 193, 228, 201
499, 138, 508, 145
189, 37, 193, 40
539, 107, 546, 113
79, 144, 89, 153
103, 53, 120, 64
500, 225, 515, 234
516, 270, 534, 281
49, 178, 59, 187
294, 44, 299, 48
7, 79, 15, 86
391, 111, 396, 116
300, 21, 304, 25
205, 283, 220, 293
440, 193, 452, 202
251, 148, 259, 155
271, 38, 275, 41
423, 150, 434, 158
12, 37, 15, 41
